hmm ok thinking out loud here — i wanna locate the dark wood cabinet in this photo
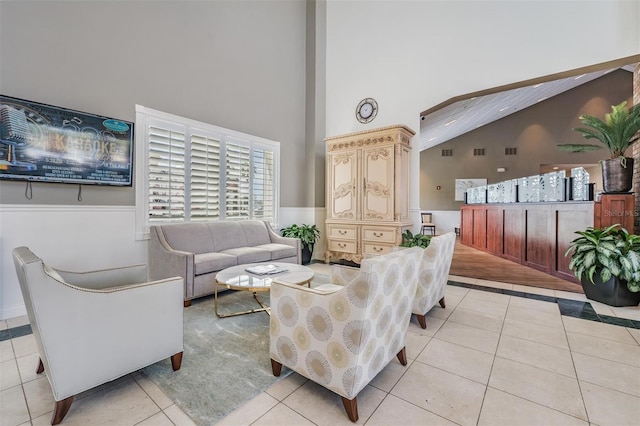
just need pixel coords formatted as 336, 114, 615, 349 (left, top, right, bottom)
594, 194, 634, 231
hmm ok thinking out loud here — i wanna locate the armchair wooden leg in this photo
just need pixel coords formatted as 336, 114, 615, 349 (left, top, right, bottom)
183, 300, 192, 308
271, 359, 282, 376
37, 358, 44, 374
171, 352, 183, 371
416, 314, 427, 329
51, 396, 74, 425
439, 297, 446, 309
396, 347, 408, 366
341, 396, 358, 422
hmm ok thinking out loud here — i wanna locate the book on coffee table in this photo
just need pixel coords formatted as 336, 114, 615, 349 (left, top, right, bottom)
245, 264, 288, 275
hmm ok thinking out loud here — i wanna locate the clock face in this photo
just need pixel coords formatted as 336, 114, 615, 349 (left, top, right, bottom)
356, 98, 378, 123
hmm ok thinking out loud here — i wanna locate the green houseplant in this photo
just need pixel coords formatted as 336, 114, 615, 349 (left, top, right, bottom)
559, 101, 640, 193
280, 223, 320, 265
565, 224, 640, 306
400, 230, 431, 249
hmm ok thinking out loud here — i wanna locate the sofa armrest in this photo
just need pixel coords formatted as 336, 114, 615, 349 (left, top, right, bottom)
55, 264, 149, 290
265, 221, 301, 264
149, 226, 195, 299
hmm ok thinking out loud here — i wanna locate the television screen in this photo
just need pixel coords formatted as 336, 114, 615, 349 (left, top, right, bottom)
0, 95, 133, 186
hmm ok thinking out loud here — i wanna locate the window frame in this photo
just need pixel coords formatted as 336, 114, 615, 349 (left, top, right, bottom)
135, 105, 280, 240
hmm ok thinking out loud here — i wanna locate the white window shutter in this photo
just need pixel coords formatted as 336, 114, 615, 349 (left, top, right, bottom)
190, 134, 221, 221
252, 148, 275, 222
225, 142, 251, 219
148, 124, 186, 221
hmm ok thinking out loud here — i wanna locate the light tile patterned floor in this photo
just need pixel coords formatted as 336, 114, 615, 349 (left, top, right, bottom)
1, 263, 639, 426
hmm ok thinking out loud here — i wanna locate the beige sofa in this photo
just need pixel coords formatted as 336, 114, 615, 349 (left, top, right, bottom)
149, 220, 300, 305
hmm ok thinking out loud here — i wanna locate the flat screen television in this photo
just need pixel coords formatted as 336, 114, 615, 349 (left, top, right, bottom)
0, 95, 133, 186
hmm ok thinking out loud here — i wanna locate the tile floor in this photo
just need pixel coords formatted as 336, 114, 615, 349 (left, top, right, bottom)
1, 264, 640, 426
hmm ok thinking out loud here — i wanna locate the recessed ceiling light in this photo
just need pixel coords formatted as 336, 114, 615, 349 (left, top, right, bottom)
574, 74, 586, 80
499, 107, 509, 112
553, 167, 559, 170
444, 119, 457, 126
533, 83, 544, 88
428, 137, 437, 141
538, 97, 548, 102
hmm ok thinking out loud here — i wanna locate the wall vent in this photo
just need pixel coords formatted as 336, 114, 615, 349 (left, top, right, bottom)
505, 147, 517, 155
473, 148, 485, 156
441, 149, 453, 157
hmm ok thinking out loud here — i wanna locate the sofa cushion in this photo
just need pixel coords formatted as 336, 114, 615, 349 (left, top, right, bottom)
206, 222, 248, 251
161, 223, 214, 254
220, 247, 271, 264
239, 221, 272, 246
194, 252, 238, 275
254, 243, 298, 260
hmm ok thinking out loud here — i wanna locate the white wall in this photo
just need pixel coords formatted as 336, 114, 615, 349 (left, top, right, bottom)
0, 206, 146, 319
324, 0, 640, 215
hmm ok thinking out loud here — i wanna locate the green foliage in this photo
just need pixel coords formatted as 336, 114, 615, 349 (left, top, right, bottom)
565, 224, 640, 292
400, 230, 431, 249
280, 223, 320, 247
570, 101, 640, 159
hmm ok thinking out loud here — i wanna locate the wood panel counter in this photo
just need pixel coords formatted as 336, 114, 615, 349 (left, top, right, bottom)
460, 194, 634, 284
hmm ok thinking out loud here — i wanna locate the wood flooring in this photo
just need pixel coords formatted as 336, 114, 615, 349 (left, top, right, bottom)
450, 239, 584, 293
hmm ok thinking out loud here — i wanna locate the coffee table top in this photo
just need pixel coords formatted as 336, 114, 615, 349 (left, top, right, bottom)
216, 262, 314, 291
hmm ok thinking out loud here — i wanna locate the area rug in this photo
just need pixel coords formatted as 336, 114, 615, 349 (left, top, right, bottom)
142, 273, 329, 425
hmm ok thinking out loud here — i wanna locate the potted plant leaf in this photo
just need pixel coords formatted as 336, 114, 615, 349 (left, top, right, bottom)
281, 223, 320, 265
559, 101, 640, 193
565, 224, 640, 306
400, 230, 431, 249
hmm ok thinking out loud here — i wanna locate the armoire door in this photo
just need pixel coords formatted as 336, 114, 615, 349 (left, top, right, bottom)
362, 145, 394, 221
327, 150, 358, 220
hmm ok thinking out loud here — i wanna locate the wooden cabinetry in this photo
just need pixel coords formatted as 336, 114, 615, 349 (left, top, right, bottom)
460, 202, 597, 284
325, 125, 414, 263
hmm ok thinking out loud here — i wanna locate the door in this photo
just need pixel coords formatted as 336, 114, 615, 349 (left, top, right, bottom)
362, 145, 394, 221
327, 150, 358, 220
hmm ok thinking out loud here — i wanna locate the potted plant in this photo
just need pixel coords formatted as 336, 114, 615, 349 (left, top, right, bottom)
280, 223, 320, 265
560, 101, 640, 193
400, 230, 431, 249
565, 224, 640, 306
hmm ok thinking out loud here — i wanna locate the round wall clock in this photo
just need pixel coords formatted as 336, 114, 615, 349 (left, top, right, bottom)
356, 98, 378, 124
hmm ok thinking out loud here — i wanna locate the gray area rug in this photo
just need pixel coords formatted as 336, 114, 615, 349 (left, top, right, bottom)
142, 273, 329, 425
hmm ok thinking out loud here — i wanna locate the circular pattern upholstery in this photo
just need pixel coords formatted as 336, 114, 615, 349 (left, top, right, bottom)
269, 246, 425, 400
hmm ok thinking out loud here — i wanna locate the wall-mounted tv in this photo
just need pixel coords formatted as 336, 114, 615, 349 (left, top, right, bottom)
0, 95, 133, 186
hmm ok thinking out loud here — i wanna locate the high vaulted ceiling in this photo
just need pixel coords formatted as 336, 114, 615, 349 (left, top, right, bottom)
418, 63, 636, 152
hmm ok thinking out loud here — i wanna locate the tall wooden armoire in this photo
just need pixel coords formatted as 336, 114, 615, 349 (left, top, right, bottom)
325, 125, 414, 263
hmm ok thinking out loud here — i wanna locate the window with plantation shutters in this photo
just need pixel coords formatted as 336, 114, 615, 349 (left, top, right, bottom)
225, 142, 251, 219
252, 148, 274, 222
190, 133, 221, 221
148, 123, 186, 222
135, 106, 280, 239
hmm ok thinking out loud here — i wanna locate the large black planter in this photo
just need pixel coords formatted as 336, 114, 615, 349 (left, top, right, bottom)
301, 244, 314, 265
601, 157, 634, 193
581, 274, 640, 307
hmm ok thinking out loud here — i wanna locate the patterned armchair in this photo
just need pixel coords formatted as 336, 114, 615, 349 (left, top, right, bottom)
412, 232, 456, 328
269, 247, 424, 422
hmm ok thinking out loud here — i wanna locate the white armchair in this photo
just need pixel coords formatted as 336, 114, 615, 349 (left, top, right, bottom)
12, 247, 184, 425
269, 247, 424, 422
412, 232, 456, 328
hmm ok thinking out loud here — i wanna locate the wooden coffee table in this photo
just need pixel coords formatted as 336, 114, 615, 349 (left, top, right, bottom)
214, 262, 314, 317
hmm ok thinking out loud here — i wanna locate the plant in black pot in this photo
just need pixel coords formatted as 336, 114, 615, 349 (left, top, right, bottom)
281, 223, 320, 265
560, 101, 640, 193
400, 230, 431, 249
566, 224, 640, 307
